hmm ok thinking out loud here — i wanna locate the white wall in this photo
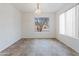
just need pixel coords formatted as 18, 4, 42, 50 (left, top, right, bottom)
56, 4, 79, 53
22, 13, 56, 38
0, 4, 22, 52
57, 34, 79, 53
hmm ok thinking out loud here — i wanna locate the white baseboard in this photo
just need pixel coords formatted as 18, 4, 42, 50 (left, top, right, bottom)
0, 38, 22, 52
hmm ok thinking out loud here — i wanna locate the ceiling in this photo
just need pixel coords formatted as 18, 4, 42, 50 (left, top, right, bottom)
11, 3, 75, 13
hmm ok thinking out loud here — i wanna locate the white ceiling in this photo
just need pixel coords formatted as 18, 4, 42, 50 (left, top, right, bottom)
11, 3, 75, 13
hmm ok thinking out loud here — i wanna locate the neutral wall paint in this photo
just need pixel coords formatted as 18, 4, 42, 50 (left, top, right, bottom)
57, 34, 79, 53
56, 4, 79, 53
0, 4, 22, 52
22, 13, 56, 38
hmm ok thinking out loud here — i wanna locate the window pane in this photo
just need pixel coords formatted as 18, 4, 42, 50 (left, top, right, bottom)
65, 7, 75, 37
59, 13, 65, 34
76, 4, 79, 37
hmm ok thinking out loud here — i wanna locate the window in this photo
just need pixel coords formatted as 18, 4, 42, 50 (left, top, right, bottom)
65, 7, 76, 37
76, 4, 79, 37
59, 13, 65, 34
34, 17, 49, 32
59, 4, 79, 38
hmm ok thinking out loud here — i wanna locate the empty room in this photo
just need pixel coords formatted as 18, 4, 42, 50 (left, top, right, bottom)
0, 3, 79, 56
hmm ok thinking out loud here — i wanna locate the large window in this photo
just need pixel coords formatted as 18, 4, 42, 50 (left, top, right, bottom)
59, 4, 79, 38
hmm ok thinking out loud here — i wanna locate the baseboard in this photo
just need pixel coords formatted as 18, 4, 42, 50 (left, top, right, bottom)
22, 37, 56, 39
56, 34, 79, 55
0, 38, 22, 52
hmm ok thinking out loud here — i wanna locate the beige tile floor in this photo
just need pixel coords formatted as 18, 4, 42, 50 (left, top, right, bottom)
0, 38, 79, 56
